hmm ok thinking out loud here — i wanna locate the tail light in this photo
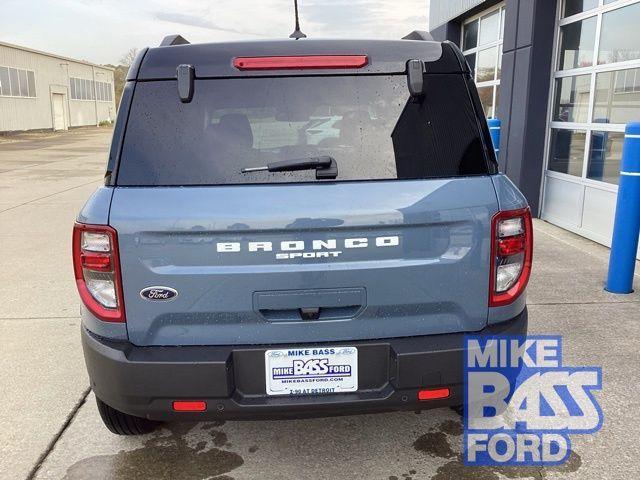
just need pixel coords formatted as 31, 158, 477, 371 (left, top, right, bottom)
489, 208, 533, 307
72, 223, 125, 322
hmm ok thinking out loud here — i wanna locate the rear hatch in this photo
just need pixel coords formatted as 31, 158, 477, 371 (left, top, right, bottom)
109, 41, 499, 346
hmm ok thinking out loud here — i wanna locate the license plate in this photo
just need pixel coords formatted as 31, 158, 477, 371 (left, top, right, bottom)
265, 346, 358, 396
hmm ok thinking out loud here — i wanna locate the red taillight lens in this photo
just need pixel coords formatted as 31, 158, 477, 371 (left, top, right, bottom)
233, 55, 368, 71
497, 236, 526, 257
418, 388, 450, 401
80, 252, 112, 271
72, 223, 125, 322
172, 401, 207, 412
489, 208, 533, 307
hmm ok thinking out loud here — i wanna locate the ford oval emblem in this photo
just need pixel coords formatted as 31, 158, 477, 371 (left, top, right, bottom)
140, 286, 178, 301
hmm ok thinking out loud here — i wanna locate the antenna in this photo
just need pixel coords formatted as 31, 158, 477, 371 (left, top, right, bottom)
289, 0, 307, 39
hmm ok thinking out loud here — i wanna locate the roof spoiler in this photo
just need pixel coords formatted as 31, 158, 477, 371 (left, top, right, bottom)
402, 31, 434, 41
160, 34, 190, 47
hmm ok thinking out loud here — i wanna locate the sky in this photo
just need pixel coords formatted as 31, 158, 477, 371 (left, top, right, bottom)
1, 0, 429, 65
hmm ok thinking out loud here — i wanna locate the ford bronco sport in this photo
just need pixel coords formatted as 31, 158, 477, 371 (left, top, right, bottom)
73, 33, 532, 435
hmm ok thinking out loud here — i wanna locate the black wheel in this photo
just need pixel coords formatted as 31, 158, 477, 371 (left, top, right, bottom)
450, 404, 465, 417
96, 397, 160, 435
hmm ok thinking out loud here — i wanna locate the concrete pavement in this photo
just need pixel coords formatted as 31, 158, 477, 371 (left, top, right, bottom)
1, 128, 638, 479
0, 129, 108, 480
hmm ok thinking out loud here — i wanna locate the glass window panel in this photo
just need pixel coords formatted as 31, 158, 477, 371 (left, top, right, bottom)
624, 70, 635, 92
0, 67, 9, 96
477, 46, 497, 82
18, 69, 28, 97
70, 78, 76, 99
9, 68, 19, 96
549, 129, 586, 176
553, 75, 591, 123
478, 85, 494, 118
81, 79, 87, 100
496, 45, 502, 80
613, 70, 625, 94
465, 53, 476, 78
558, 17, 597, 70
563, 0, 598, 18
500, 8, 505, 40
463, 19, 478, 50
479, 10, 500, 46
108, 85, 112, 101
587, 132, 623, 184
97, 82, 102, 101
593, 68, 640, 124
599, 2, 640, 65
27, 71, 35, 97
494, 86, 501, 118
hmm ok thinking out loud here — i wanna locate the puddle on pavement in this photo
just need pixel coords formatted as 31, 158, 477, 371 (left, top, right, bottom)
62, 422, 243, 480
407, 419, 582, 480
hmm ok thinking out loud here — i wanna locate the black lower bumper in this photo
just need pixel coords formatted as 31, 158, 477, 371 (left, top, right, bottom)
82, 309, 527, 421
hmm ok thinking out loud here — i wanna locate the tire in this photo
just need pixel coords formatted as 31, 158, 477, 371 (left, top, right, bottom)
450, 404, 465, 417
96, 397, 160, 435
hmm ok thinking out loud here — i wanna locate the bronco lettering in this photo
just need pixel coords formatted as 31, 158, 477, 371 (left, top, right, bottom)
216, 235, 399, 260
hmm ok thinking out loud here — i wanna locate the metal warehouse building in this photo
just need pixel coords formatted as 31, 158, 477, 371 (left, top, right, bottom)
430, 0, 640, 256
0, 41, 116, 132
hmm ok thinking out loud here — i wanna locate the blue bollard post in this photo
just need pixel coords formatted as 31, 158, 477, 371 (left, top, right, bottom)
487, 118, 501, 158
606, 122, 640, 294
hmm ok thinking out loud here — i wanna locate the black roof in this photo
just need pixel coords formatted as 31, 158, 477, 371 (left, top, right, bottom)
128, 39, 468, 81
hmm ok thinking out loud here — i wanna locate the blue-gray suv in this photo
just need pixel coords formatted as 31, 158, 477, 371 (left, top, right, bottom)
73, 34, 532, 435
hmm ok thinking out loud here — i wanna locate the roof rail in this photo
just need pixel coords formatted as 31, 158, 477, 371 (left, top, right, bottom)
160, 34, 190, 47
402, 31, 434, 41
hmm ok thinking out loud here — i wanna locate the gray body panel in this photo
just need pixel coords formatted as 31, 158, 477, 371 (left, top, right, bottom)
76, 186, 113, 225
108, 177, 499, 346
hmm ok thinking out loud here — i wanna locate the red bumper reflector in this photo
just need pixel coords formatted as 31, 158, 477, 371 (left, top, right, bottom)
233, 55, 368, 71
172, 401, 207, 412
418, 388, 450, 401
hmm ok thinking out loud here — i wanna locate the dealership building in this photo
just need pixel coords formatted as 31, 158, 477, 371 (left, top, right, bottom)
430, 0, 640, 255
0, 41, 116, 132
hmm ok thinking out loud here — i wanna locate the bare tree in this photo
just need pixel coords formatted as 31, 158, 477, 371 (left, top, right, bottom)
119, 48, 139, 67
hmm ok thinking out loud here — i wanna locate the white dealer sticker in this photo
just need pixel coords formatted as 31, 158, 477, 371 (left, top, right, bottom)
264, 347, 358, 396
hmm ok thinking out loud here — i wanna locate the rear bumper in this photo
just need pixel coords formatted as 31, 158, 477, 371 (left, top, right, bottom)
82, 308, 527, 421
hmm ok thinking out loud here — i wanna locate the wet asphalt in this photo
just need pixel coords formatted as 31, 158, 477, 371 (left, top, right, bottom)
0, 128, 638, 480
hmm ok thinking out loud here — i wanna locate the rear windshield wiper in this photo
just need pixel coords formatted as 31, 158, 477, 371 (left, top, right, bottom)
241, 156, 338, 179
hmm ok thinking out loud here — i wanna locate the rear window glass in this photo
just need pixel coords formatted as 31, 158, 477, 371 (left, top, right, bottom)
117, 74, 489, 185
